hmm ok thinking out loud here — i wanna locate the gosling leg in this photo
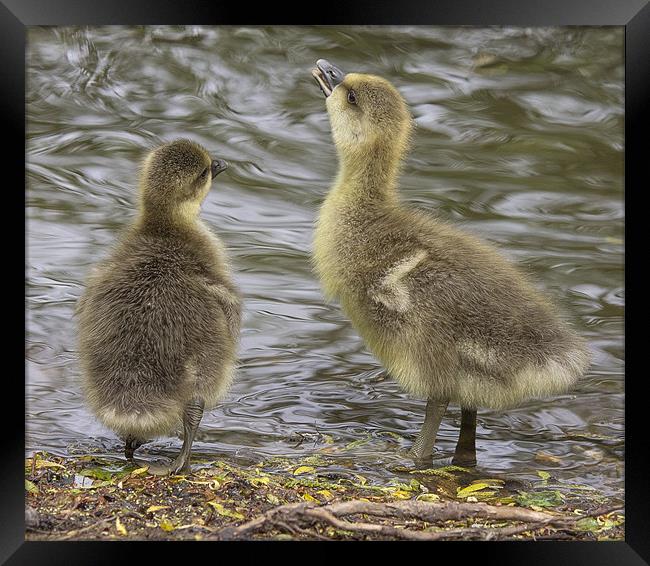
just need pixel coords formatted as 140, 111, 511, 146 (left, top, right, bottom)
168, 398, 205, 475
452, 408, 477, 467
124, 436, 143, 461
409, 398, 449, 460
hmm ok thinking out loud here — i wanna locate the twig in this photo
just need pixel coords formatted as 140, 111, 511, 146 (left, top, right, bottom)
220, 499, 624, 541
56, 516, 116, 540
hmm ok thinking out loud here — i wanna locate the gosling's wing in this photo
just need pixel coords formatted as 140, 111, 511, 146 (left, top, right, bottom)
368, 249, 428, 313
202, 280, 242, 339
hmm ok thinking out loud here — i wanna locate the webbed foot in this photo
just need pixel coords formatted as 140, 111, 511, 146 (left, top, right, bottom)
145, 459, 191, 477
124, 436, 145, 461
451, 452, 477, 467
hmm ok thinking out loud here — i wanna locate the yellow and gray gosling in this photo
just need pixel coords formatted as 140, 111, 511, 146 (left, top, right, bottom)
311, 60, 590, 465
77, 139, 241, 474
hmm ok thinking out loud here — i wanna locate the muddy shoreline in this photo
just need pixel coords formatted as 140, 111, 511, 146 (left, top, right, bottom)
25, 452, 624, 541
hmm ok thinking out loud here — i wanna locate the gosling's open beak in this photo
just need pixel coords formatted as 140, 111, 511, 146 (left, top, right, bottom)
311, 59, 345, 98
211, 158, 228, 178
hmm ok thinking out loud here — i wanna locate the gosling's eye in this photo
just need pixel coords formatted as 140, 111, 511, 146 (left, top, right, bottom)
347, 89, 357, 105
200, 167, 209, 178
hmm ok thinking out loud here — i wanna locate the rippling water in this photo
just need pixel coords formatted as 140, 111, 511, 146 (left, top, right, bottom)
26, 26, 624, 497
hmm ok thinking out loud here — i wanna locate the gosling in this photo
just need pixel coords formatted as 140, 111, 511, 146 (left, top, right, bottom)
311, 59, 590, 466
77, 139, 241, 474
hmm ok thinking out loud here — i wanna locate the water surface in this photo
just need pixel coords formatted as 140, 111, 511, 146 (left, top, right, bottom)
26, 26, 624, 498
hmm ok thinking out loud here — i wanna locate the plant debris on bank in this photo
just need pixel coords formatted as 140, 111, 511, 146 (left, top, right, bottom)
25, 452, 624, 541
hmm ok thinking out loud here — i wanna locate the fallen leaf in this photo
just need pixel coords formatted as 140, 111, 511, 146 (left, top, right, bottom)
515, 490, 565, 508
25, 479, 39, 494
416, 493, 440, 502
302, 493, 319, 502
266, 494, 280, 505
115, 517, 127, 536
391, 489, 412, 500
159, 518, 175, 532
146, 505, 169, 513
207, 501, 245, 520
576, 517, 600, 531
457, 483, 491, 497
80, 467, 119, 481
131, 467, 149, 476
293, 466, 315, 475
471, 478, 504, 486
35, 460, 65, 470
353, 474, 368, 485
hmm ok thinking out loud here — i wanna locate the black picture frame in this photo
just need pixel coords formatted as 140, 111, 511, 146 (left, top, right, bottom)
8, 0, 646, 563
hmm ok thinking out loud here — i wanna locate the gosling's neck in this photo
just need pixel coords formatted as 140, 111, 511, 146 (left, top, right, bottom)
331, 142, 404, 206
136, 199, 204, 235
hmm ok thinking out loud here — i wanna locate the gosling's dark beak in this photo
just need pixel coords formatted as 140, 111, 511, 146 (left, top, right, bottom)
211, 158, 228, 178
311, 59, 345, 98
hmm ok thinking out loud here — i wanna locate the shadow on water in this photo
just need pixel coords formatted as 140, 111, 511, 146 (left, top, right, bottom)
26, 26, 623, 497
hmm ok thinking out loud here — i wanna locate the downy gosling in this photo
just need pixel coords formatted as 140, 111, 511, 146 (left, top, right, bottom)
311, 59, 590, 466
77, 139, 241, 474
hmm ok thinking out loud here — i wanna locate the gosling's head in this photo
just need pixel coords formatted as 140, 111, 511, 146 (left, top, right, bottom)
139, 139, 228, 223
312, 59, 413, 161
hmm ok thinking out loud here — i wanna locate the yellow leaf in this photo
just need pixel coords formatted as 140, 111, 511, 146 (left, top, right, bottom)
472, 478, 504, 485
353, 474, 368, 485
35, 460, 65, 469
293, 466, 315, 475
115, 517, 127, 536
207, 501, 245, 520
316, 490, 334, 500
392, 490, 412, 500
472, 491, 497, 499
457, 483, 491, 497
302, 493, 319, 502
25, 479, 39, 494
266, 494, 280, 505
131, 467, 149, 476
159, 519, 175, 532
146, 505, 169, 513
537, 470, 551, 482
251, 476, 270, 486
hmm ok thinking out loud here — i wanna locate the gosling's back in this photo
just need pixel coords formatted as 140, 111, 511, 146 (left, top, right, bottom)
315, 197, 589, 409
78, 222, 240, 439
